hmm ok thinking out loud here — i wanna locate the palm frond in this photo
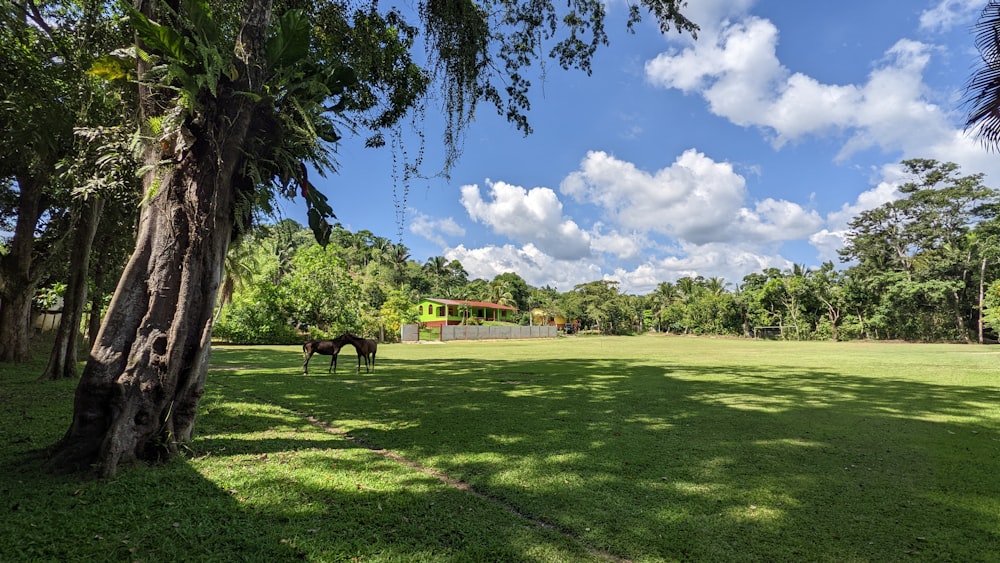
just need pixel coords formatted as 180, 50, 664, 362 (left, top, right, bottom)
963, 1, 1000, 151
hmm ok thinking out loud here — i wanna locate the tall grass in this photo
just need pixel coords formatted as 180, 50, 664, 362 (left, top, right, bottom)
2, 335, 998, 561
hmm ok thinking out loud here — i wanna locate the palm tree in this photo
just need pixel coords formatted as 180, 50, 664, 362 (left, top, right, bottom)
423, 256, 448, 277
489, 278, 515, 307
217, 236, 260, 317
649, 282, 679, 332
370, 236, 392, 265
965, 1, 1000, 149
675, 277, 700, 304
385, 242, 411, 287
705, 276, 730, 295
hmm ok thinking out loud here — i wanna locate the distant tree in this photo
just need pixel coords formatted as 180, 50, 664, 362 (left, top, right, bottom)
490, 272, 529, 311
565, 280, 629, 334
464, 278, 492, 302
841, 160, 999, 341
217, 234, 262, 317
984, 279, 1000, 334
809, 262, 844, 341
378, 289, 418, 341
649, 281, 679, 332
282, 244, 364, 332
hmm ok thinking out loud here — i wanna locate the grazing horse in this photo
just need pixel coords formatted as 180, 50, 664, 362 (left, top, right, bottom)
302, 338, 346, 374
338, 333, 377, 373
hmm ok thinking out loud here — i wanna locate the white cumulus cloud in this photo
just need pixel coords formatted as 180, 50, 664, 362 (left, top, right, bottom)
561, 149, 819, 245
444, 243, 603, 290
409, 211, 465, 247
644, 17, 962, 161
460, 180, 593, 261
919, 0, 982, 32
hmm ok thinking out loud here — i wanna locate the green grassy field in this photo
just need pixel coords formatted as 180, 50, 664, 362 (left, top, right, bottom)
2, 335, 999, 561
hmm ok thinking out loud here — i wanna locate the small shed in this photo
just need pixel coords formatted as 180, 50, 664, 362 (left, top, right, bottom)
530, 308, 567, 329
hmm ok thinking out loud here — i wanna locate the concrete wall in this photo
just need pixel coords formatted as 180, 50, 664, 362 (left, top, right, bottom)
400, 324, 420, 342
401, 324, 558, 342
440, 324, 557, 341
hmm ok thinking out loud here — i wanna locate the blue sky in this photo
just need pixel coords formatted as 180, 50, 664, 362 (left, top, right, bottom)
284, 0, 1000, 295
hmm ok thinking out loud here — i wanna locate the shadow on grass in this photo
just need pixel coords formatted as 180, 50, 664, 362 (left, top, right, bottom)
4, 340, 996, 561
205, 344, 1000, 561
0, 347, 600, 562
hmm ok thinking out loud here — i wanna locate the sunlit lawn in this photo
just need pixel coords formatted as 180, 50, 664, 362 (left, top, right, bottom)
3, 335, 999, 561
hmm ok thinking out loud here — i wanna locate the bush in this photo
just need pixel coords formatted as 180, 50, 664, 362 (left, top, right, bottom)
213, 293, 299, 345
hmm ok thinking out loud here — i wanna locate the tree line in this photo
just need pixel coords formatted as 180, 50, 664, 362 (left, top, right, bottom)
209, 159, 1000, 344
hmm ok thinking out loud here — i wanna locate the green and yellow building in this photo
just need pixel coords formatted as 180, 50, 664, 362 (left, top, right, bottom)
417, 298, 517, 328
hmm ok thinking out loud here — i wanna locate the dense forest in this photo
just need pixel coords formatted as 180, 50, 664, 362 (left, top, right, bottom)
202, 159, 1000, 344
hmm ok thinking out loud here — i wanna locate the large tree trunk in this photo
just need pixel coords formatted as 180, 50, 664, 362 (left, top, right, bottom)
46, 0, 271, 477
40, 197, 105, 380
46, 146, 237, 476
0, 176, 47, 362
0, 290, 35, 360
0, 172, 71, 361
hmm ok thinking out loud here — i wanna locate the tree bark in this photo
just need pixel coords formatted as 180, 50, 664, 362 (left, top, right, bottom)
40, 197, 105, 380
951, 288, 970, 343
46, 145, 236, 476
88, 270, 105, 345
46, 0, 272, 477
0, 175, 49, 362
978, 257, 987, 344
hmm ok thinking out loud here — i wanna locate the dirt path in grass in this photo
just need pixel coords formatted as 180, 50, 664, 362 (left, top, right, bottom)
209, 372, 628, 561
302, 413, 630, 563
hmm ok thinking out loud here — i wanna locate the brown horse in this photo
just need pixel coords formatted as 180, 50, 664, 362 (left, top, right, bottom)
302, 338, 346, 374
338, 333, 377, 373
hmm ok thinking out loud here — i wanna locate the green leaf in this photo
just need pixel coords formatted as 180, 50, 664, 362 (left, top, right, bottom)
88, 56, 131, 81
307, 207, 332, 247
182, 0, 219, 46
129, 7, 195, 65
267, 10, 310, 68
304, 184, 335, 247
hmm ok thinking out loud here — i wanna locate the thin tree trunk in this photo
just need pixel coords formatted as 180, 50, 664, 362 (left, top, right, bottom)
951, 289, 970, 343
41, 197, 104, 380
88, 277, 104, 345
979, 257, 987, 345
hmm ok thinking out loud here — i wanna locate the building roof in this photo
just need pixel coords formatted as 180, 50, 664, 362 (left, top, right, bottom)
421, 298, 517, 311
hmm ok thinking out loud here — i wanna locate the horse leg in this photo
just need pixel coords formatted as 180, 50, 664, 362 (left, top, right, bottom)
370, 352, 375, 373
303, 351, 312, 375
329, 352, 338, 374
